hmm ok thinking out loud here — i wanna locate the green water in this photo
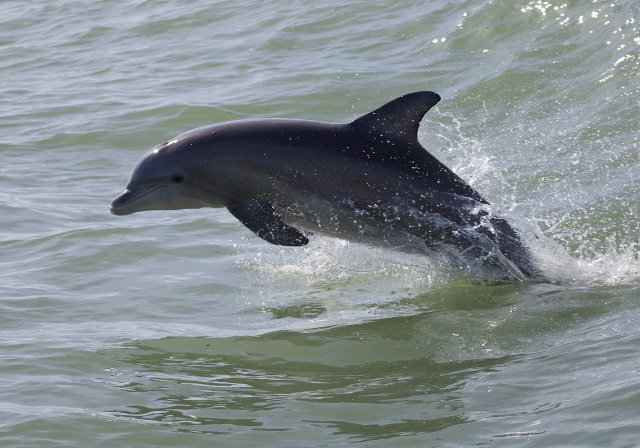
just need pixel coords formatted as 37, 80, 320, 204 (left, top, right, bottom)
1, 0, 639, 446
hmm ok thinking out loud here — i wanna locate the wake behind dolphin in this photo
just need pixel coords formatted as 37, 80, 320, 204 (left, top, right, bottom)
111, 92, 542, 280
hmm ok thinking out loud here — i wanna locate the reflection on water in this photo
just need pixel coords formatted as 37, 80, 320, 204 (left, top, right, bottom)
101, 312, 521, 439
94, 281, 639, 442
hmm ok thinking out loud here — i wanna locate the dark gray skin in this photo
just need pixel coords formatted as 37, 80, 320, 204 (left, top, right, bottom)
111, 92, 540, 280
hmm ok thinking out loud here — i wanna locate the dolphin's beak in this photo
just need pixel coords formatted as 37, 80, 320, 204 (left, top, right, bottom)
110, 189, 135, 215
110, 187, 162, 215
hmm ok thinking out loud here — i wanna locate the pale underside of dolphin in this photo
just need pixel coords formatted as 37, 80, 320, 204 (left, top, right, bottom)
111, 92, 541, 280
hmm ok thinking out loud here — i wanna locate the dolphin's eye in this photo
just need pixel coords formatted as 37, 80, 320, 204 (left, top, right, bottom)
171, 173, 185, 183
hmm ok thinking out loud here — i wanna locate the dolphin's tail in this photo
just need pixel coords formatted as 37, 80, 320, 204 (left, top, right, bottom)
487, 215, 542, 280
406, 193, 542, 280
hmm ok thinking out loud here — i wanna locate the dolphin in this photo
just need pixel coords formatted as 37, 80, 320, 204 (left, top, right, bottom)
111, 91, 540, 280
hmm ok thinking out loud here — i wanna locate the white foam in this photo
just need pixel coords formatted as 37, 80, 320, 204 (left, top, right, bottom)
571, 237, 640, 286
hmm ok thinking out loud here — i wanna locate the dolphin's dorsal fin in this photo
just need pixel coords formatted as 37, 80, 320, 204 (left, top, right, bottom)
350, 91, 441, 141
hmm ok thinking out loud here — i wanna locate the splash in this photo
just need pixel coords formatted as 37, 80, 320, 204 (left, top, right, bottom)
238, 235, 444, 295
234, 236, 450, 331
424, 104, 640, 288
572, 237, 640, 286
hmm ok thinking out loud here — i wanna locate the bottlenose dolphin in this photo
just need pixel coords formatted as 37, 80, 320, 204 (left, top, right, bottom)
111, 92, 540, 280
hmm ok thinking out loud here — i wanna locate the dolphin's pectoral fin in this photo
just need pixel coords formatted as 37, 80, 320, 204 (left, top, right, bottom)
227, 202, 309, 246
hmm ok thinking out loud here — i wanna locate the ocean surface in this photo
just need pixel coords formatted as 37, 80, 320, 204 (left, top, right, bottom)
1, 0, 639, 446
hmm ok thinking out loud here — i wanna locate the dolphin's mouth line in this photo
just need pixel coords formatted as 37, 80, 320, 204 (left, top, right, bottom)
111, 185, 166, 210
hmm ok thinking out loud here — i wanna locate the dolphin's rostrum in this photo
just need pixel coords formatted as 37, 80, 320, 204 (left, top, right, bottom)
111, 92, 540, 280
